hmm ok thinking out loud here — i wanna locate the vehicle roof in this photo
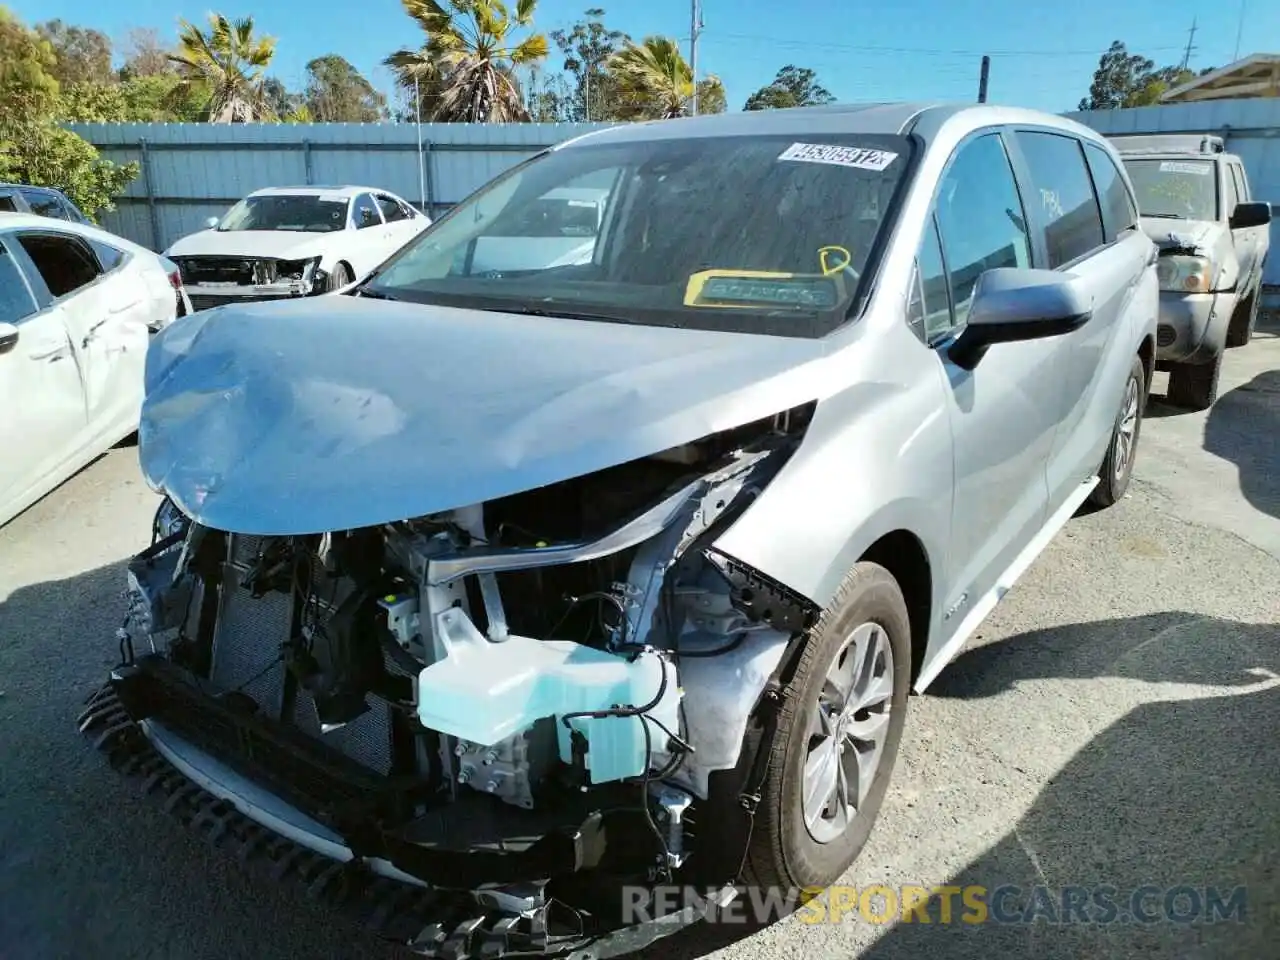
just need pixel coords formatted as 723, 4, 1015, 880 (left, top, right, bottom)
556, 101, 1109, 148
0, 211, 148, 251
0, 182, 65, 193
246, 185, 387, 199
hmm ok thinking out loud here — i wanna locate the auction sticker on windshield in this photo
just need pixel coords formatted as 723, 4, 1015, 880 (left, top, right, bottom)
1159, 161, 1212, 175
779, 143, 898, 171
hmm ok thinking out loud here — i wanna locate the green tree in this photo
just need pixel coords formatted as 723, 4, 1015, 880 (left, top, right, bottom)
608, 35, 724, 120
549, 8, 627, 121
1078, 41, 1215, 110
304, 54, 387, 122
744, 64, 833, 110
384, 0, 549, 123
35, 19, 114, 86
0, 9, 136, 219
169, 13, 278, 122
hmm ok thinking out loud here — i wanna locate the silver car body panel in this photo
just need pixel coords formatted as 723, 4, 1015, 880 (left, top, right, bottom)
138, 297, 835, 536
136, 101, 1157, 723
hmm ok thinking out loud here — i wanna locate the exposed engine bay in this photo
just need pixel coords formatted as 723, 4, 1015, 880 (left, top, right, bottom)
98, 405, 818, 951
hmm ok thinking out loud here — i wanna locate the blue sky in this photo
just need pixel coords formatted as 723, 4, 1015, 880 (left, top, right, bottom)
13, 0, 1276, 114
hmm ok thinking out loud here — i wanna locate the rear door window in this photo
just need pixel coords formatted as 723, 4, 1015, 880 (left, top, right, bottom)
15, 232, 105, 299
375, 194, 408, 222
1014, 132, 1107, 268
1083, 142, 1139, 241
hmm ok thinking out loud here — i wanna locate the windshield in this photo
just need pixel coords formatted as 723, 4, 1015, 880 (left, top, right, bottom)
362, 134, 914, 338
218, 194, 350, 232
1122, 158, 1218, 221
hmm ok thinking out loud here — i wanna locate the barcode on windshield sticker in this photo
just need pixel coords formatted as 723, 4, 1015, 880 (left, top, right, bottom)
1159, 161, 1211, 175
778, 142, 898, 171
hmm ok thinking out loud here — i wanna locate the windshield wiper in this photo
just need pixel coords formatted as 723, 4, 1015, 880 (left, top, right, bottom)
495, 303, 638, 325
352, 286, 399, 301
1143, 213, 1186, 219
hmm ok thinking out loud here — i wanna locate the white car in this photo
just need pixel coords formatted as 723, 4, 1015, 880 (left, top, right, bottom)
165, 186, 431, 311
0, 213, 189, 527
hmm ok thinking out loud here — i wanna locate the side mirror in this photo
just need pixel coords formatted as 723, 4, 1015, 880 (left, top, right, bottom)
0, 321, 19, 356
948, 267, 1092, 371
1229, 201, 1271, 230
204, 216, 220, 229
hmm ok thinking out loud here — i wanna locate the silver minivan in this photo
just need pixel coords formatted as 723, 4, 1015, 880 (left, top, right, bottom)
83, 102, 1157, 957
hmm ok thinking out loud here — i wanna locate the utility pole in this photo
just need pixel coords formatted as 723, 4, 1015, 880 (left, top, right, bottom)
690, 0, 703, 115
978, 55, 990, 103
1180, 17, 1198, 71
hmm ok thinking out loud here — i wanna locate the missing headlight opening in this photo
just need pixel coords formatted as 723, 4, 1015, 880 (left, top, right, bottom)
105, 403, 817, 943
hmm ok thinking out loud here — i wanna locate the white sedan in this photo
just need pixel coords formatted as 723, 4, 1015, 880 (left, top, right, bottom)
0, 213, 188, 527
164, 185, 431, 311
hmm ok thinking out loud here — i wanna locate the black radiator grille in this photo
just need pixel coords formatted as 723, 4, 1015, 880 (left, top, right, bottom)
209, 534, 397, 776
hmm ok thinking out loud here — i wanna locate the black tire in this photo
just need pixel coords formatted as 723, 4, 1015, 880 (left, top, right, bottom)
1166, 351, 1222, 411
1089, 354, 1146, 508
327, 262, 353, 292
1225, 288, 1259, 348
744, 562, 911, 894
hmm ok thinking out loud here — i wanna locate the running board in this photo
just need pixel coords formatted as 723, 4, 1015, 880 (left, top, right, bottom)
913, 476, 1099, 693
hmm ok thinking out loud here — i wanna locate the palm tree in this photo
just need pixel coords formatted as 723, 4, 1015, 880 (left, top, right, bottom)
168, 14, 276, 122
384, 0, 549, 123
608, 35, 724, 120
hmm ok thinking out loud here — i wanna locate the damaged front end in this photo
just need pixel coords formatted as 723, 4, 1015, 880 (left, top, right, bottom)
82, 407, 820, 957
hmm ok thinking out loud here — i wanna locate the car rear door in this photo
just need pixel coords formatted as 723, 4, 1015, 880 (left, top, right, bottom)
12, 229, 150, 438
1006, 130, 1155, 511
919, 130, 1061, 619
0, 236, 88, 522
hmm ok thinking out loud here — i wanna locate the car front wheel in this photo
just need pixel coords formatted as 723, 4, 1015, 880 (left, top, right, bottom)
1090, 353, 1147, 507
744, 562, 911, 895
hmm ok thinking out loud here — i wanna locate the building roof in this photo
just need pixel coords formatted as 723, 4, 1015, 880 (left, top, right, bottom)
1161, 53, 1280, 103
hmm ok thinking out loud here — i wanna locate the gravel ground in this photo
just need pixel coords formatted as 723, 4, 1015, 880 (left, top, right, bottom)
1, 319, 1276, 960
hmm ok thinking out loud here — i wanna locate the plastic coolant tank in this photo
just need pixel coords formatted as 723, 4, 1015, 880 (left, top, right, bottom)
416, 607, 682, 784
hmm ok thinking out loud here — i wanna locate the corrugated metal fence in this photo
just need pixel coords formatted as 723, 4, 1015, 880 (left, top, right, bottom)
1069, 98, 1280, 288
68, 102, 1280, 287
65, 121, 618, 252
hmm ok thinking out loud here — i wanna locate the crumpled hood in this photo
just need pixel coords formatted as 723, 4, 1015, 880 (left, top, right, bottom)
165, 229, 333, 261
1139, 217, 1221, 253
140, 296, 835, 534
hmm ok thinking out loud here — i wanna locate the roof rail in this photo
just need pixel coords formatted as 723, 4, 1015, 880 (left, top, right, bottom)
1107, 133, 1226, 156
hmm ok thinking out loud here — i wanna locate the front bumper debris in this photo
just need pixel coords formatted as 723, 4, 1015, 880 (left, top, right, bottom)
77, 667, 726, 959
1156, 290, 1235, 362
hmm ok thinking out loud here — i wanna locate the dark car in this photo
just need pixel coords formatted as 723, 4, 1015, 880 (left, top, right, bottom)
0, 183, 91, 223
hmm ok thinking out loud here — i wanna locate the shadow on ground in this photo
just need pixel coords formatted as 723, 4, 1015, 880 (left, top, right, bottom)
642, 612, 1279, 960
2, 552, 1277, 959
1204, 368, 1280, 521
